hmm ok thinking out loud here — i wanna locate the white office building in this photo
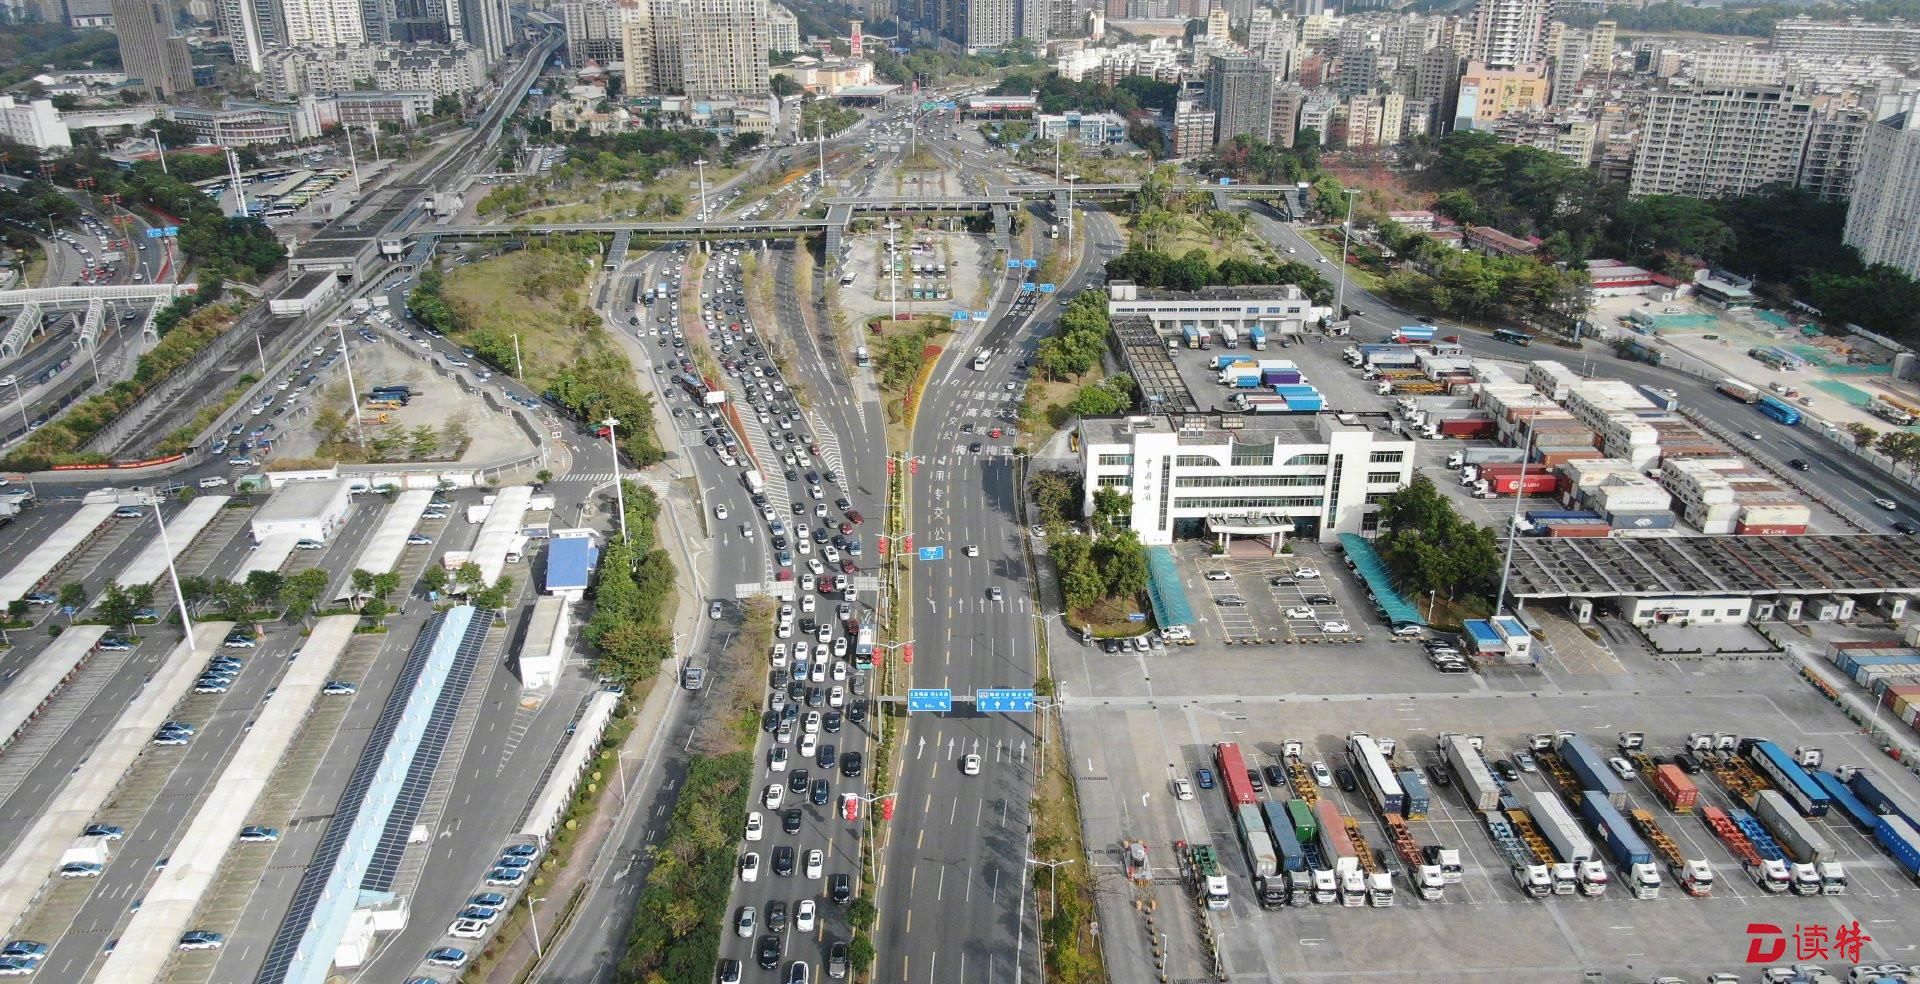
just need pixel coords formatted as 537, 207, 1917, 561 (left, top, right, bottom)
0, 97, 72, 151
1844, 103, 1920, 279
1106, 282, 1322, 338
1077, 413, 1414, 544
250, 478, 354, 543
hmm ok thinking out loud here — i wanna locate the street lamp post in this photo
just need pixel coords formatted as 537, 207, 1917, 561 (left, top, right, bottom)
1026, 856, 1076, 919
152, 498, 194, 641
1335, 187, 1360, 320
3, 376, 28, 435
336, 320, 365, 445
1063, 173, 1079, 262
511, 332, 526, 380
1492, 418, 1538, 617
149, 129, 168, 174
604, 418, 629, 544
693, 158, 710, 226
525, 894, 548, 958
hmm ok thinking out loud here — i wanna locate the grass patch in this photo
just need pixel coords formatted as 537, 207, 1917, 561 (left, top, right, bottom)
1304, 228, 1386, 292
156, 371, 258, 454
615, 751, 755, 982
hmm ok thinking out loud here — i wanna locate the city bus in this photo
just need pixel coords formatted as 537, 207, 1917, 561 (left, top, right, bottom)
972, 349, 992, 371
1492, 328, 1534, 346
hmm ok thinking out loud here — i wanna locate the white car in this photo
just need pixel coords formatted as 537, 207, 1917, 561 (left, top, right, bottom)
777, 621, 794, 639
1293, 567, 1321, 579
1310, 761, 1332, 787
1608, 757, 1638, 781
808, 660, 826, 683
1203, 570, 1231, 581
805, 849, 824, 880
816, 623, 831, 644
715, 504, 729, 520
1321, 621, 1351, 634
795, 899, 817, 933
745, 812, 764, 841
741, 852, 761, 882
449, 919, 488, 939
829, 686, 845, 708
961, 754, 981, 776
1875, 497, 1898, 510
764, 784, 785, 810
769, 747, 788, 772
770, 644, 788, 668
832, 638, 848, 658
803, 710, 821, 734
800, 732, 818, 758
807, 558, 825, 576
1173, 778, 1195, 801
801, 593, 816, 613
1284, 607, 1315, 620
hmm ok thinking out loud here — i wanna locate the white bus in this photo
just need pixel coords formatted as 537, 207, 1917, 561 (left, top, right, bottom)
972, 349, 992, 371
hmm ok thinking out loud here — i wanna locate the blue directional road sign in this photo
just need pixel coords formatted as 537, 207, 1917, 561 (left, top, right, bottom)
1038, 283, 1056, 294
1007, 259, 1022, 270
1020, 282, 1036, 293
941, 100, 958, 110
1022, 259, 1039, 269
952, 311, 969, 321
908, 688, 953, 712
973, 310, 990, 321
976, 688, 1036, 712
917, 546, 945, 561
1127, 612, 1146, 622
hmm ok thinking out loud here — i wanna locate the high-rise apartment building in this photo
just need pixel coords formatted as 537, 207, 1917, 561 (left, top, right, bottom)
1414, 44, 1460, 130
768, 2, 800, 51
1630, 85, 1815, 198
1771, 16, 1920, 64
458, 0, 513, 62
112, 0, 196, 98
1549, 36, 1586, 107
219, 0, 285, 72
628, 0, 769, 96
1453, 59, 1547, 130
1799, 105, 1869, 202
1844, 106, 1920, 278
1208, 54, 1273, 145
1468, 0, 1550, 69
282, 0, 366, 46
564, 0, 625, 65
1172, 98, 1216, 157
1587, 19, 1614, 70
1270, 82, 1305, 146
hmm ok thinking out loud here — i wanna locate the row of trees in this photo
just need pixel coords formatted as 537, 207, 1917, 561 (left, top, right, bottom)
583, 483, 678, 686
1843, 424, 1920, 472
1105, 246, 1336, 304
1191, 134, 1323, 186
1374, 222, 1591, 331
992, 73, 1180, 117
1033, 290, 1111, 382
1559, 0, 1920, 37
1051, 488, 1151, 615
1371, 476, 1503, 606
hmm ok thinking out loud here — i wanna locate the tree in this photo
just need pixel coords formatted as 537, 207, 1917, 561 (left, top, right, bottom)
278, 569, 329, 624
848, 934, 876, 971
1844, 422, 1879, 448
1098, 531, 1150, 600
6, 599, 26, 624
596, 620, 674, 684
245, 570, 285, 607
98, 582, 137, 632
421, 565, 449, 596
1877, 431, 1920, 469
472, 575, 514, 612
845, 897, 877, 931
456, 561, 484, 593
770, 74, 802, 97
57, 582, 86, 619
214, 579, 254, 621
1028, 470, 1078, 525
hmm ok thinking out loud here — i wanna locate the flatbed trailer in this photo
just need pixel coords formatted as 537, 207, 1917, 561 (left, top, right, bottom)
1630, 808, 1713, 897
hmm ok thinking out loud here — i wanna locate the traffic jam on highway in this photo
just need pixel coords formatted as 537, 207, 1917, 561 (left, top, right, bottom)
639, 240, 870, 983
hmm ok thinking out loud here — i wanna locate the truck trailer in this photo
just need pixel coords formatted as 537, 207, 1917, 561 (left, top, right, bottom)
1443, 733, 1503, 810
1755, 789, 1845, 895
1630, 808, 1713, 897
1525, 789, 1607, 896
1578, 791, 1661, 899
1314, 800, 1364, 906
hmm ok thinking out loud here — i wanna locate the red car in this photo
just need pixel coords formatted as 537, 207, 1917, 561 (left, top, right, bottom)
847, 511, 865, 525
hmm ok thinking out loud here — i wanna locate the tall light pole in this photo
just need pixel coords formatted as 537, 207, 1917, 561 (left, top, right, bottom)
149, 129, 168, 174
511, 332, 526, 380
2, 375, 27, 435
604, 417, 629, 544
1063, 173, 1079, 263
525, 894, 548, 958
336, 320, 365, 445
1492, 417, 1537, 617
693, 158, 709, 225
1335, 187, 1360, 320
886, 220, 899, 321
1026, 856, 1075, 919
152, 499, 194, 641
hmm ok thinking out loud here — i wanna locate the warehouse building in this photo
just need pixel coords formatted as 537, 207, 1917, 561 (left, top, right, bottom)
543, 534, 598, 601
250, 478, 354, 544
1077, 412, 1415, 544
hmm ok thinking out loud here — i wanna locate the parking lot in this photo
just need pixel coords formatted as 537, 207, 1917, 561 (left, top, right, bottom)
1057, 565, 1920, 983
1180, 541, 1369, 644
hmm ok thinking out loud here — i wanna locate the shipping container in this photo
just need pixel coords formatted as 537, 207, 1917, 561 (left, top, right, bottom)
1847, 770, 1920, 828
1652, 764, 1699, 812
1397, 768, 1431, 820
1444, 734, 1502, 810
1236, 803, 1280, 877
1286, 799, 1318, 843
1735, 523, 1808, 536
1216, 742, 1256, 807
1606, 511, 1677, 531
1543, 520, 1611, 538
1525, 510, 1602, 523
1557, 735, 1628, 807
1716, 378, 1760, 404
1580, 790, 1655, 868
1314, 800, 1358, 870
1249, 326, 1267, 351
1635, 385, 1679, 412
1873, 814, 1920, 881
1485, 473, 1561, 495
1261, 801, 1308, 873
1438, 417, 1495, 438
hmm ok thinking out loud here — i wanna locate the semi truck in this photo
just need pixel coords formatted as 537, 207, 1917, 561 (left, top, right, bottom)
1183, 325, 1202, 349
1445, 447, 1527, 469
1577, 791, 1661, 899
1716, 378, 1761, 404
1215, 742, 1257, 807
1483, 811, 1552, 898
1442, 733, 1503, 810
1343, 818, 1395, 907
1179, 842, 1232, 910
1235, 803, 1280, 879
1703, 805, 1791, 893
1652, 764, 1699, 813
1219, 326, 1240, 349
1259, 800, 1310, 907
1755, 789, 1846, 895
1314, 800, 1365, 906
1524, 789, 1607, 896
1249, 325, 1267, 350
1507, 808, 1576, 895
1629, 808, 1713, 897
1731, 807, 1806, 894
1555, 734, 1628, 808
1841, 766, 1919, 827
1874, 814, 1920, 883
1382, 812, 1445, 900
1347, 732, 1405, 817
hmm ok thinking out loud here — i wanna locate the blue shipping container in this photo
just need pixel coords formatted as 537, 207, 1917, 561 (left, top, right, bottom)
1281, 397, 1323, 412
1875, 814, 1920, 881
1397, 768, 1430, 819
1814, 771, 1881, 832
1525, 510, 1601, 523
1579, 790, 1652, 867
1261, 801, 1308, 872
1607, 511, 1678, 530
1559, 736, 1628, 807
1849, 771, 1920, 828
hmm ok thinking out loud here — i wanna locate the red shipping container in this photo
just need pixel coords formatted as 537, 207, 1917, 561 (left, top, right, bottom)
1653, 764, 1699, 813
1545, 522, 1610, 537
1489, 473, 1560, 495
1214, 742, 1256, 807
1735, 523, 1808, 536
1440, 419, 1495, 438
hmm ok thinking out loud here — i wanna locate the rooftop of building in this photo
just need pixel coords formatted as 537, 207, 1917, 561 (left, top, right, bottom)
1111, 283, 1311, 302
256, 478, 348, 522
1080, 409, 1400, 448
